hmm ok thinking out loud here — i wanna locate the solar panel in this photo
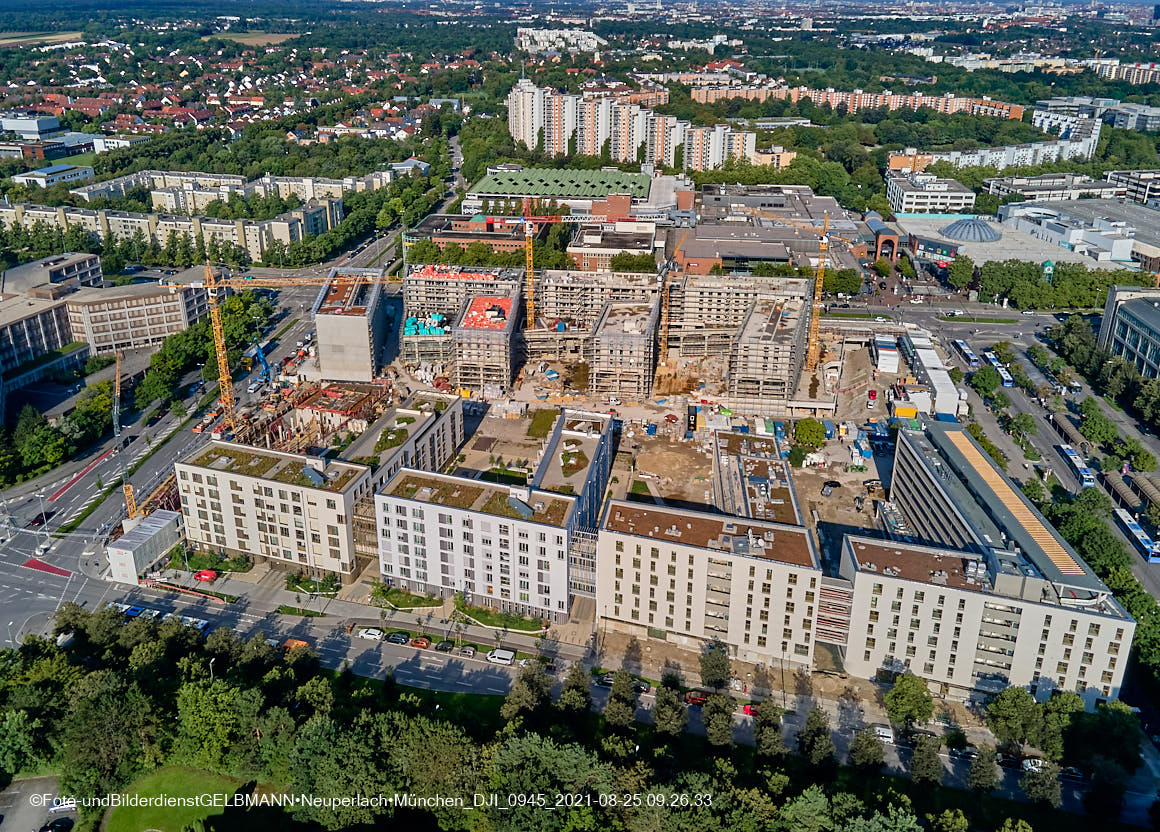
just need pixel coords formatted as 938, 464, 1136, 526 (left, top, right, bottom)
946, 431, 1086, 575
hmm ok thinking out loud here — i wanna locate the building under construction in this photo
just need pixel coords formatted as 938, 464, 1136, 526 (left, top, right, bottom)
311, 268, 389, 382
588, 298, 660, 398
453, 293, 523, 394
726, 298, 810, 414
401, 264, 523, 366
666, 272, 812, 356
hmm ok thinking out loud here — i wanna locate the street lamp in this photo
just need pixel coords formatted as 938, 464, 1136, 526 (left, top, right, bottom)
6, 620, 12, 646
209, 657, 216, 682
35, 492, 47, 540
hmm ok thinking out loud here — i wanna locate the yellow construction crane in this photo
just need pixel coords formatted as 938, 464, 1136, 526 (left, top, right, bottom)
205, 261, 238, 432
741, 209, 855, 372
111, 349, 141, 519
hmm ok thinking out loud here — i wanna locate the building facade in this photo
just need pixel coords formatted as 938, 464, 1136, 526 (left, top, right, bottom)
176, 442, 373, 582
65, 282, 210, 354
887, 173, 976, 214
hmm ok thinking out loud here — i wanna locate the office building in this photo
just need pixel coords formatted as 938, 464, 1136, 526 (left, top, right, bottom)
1009, 199, 1160, 272
588, 299, 660, 398
12, 163, 93, 188
404, 214, 536, 256
887, 173, 976, 214
983, 173, 1125, 202
1, 252, 101, 293
596, 500, 821, 666
106, 510, 182, 585
1097, 286, 1160, 377
65, 280, 211, 354
851, 421, 1135, 706
1105, 170, 1160, 205
1, 113, 60, 140
176, 442, 373, 583
311, 269, 390, 382
566, 221, 658, 272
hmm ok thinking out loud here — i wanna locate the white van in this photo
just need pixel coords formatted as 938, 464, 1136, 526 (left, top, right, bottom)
872, 723, 895, 744
486, 648, 516, 666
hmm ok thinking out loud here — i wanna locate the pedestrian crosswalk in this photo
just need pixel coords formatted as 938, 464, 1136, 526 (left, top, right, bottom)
64, 492, 106, 522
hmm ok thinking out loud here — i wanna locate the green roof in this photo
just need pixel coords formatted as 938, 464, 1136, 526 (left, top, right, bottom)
469, 168, 651, 200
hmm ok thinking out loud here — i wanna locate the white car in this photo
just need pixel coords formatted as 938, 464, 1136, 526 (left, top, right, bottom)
1021, 757, 1045, 773
358, 628, 385, 642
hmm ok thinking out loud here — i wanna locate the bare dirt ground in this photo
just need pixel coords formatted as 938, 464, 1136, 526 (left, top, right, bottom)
632, 435, 714, 504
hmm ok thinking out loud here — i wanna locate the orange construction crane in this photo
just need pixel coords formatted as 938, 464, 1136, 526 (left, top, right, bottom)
660, 229, 689, 362
111, 349, 141, 518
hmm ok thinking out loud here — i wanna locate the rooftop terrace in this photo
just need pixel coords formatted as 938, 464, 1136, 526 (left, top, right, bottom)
186, 442, 365, 493
386, 471, 574, 527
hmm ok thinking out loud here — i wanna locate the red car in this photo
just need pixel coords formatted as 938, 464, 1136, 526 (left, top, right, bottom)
684, 691, 708, 706
743, 703, 760, 715
193, 570, 218, 582
665, 414, 679, 424
410, 637, 431, 649
868, 389, 878, 400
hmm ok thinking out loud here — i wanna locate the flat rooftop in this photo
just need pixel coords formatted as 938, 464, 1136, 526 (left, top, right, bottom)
569, 224, 656, 253
407, 264, 524, 282
1031, 199, 1160, 248
738, 298, 804, 343
385, 470, 574, 527
595, 301, 656, 336
460, 296, 515, 330
891, 214, 1096, 266
603, 500, 817, 568
846, 536, 988, 592
341, 407, 432, 466
184, 441, 366, 492
316, 273, 378, 316
470, 167, 651, 200
715, 432, 800, 526
297, 384, 380, 415
535, 412, 611, 496
920, 421, 1106, 593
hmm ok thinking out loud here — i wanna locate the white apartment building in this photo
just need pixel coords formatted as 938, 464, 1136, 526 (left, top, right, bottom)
840, 535, 1134, 707
507, 78, 547, 150
176, 442, 373, 582
887, 172, 976, 214
376, 473, 577, 622
596, 500, 822, 666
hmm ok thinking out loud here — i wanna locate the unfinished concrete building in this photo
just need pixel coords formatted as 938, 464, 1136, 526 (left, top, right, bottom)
452, 294, 522, 394
312, 268, 389, 382
402, 264, 523, 366
588, 298, 660, 398
667, 272, 812, 356
725, 298, 809, 414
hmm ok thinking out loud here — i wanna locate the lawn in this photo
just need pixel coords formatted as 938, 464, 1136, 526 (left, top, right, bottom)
630, 479, 651, 495
170, 547, 252, 573
372, 584, 443, 608
106, 766, 242, 832
527, 407, 559, 438
479, 466, 527, 485
454, 597, 545, 631
277, 605, 326, 617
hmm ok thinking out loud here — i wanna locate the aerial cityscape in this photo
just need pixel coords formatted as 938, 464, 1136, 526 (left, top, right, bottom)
0, 0, 1159, 830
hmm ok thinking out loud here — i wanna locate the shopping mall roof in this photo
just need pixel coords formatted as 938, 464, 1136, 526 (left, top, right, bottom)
469, 167, 652, 200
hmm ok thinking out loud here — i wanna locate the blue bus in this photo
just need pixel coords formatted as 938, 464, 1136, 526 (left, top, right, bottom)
983, 351, 1014, 387
1059, 444, 1097, 489
1114, 508, 1160, 563
954, 340, 980, 369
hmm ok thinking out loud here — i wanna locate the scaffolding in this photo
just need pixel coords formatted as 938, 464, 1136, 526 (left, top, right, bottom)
452, 293, 522, 393
588, 298, 661, 398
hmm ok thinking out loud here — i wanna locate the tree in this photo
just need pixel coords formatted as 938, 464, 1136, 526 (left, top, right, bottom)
797, 705, 836, 768
787, 445, 808, 467
501, 662, 552, 722
1021, 476, 1045, 504
926, 809, 969, 832
910, 735, 944, 785
699, 640, 731, 691
997, 820, 1034, 832
987, 687, 1040, 752
971, 366, 1002, 397
1011, 412, 1037, 440
601, 670, 638, 730
1020, 762, 1062, 808
873, 257, 892, 278
947, 255, 975, 290
556, 662, 591, 717
752, 702, 785, 758
0, 709, 41, 776
848, 726, 885, 771
702, 693, 735, 748
608, 251, 658, 273
794, 418, 827, 450
883, 673, 933, 729
652, 685, 688, 739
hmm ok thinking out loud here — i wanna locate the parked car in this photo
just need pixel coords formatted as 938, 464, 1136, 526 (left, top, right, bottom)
124, 606, 144, 618
193, 569, 218, 582
593, 673, 615, 688
632, 679, 651, 694
386, 631, 410, 645
39, 818, 75, 832
743, 702, 761, 715
1060, 766, 1087, 782
997, 753, 1023, 769
358, 628, 384, 642
434, 640, 455, 652
458, 645, 477, 657
684, 691, 708, 706
872, 724, 895, 744
410, 637, 431, 649
949, 745, 978, 760
1021, 757, 1045, 773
